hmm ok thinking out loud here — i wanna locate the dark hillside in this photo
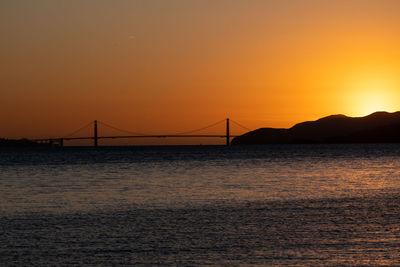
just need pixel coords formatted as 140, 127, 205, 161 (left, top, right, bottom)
232, 111, 400, 144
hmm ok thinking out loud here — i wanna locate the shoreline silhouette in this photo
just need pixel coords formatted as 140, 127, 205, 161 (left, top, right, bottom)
4, 111, 400, 147
0, 138, 50, 148
232, 111, 400, 145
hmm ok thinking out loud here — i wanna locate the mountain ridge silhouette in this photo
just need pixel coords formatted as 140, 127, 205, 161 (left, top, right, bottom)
231, 111, 400, 144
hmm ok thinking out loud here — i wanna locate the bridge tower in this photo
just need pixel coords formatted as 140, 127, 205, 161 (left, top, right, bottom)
94, 120, 98, 147
226, 118, 230, 146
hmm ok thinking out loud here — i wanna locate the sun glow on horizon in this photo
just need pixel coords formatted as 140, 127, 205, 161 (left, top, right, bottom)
358, 92, 394, 116
3, 1, 400, 139
344, 74, 400, 117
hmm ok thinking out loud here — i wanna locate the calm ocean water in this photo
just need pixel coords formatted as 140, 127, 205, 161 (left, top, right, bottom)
1, 144, 400, 265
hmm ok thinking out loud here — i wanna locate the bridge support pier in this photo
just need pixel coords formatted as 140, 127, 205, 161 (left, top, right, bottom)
226, 118, 230, 146
94, 120, 98, 147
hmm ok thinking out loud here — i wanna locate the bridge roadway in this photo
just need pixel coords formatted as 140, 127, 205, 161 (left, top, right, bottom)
34, 134, 238, 142
32, 118, 247, 146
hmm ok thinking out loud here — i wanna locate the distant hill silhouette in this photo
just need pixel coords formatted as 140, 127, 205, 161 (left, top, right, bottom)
231, 111, 400, 144
0, 138, 47, 147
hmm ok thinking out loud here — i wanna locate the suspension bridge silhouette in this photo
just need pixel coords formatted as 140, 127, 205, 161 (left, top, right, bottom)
33, 118, 251, 147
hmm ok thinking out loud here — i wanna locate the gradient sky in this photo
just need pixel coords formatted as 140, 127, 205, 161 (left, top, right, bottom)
2, 0, 400, 144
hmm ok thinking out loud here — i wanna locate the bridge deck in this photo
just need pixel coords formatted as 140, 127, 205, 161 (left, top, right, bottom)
34, 134, 239, 142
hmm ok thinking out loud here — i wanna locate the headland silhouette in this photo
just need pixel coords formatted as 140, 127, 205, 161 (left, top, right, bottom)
4, 111, 400, 147
232, 111, 400, 145
0, 138, 50, 148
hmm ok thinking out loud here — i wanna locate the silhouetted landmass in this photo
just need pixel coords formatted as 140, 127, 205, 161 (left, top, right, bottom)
0, 138, 47, 147
232, 111, 400, 144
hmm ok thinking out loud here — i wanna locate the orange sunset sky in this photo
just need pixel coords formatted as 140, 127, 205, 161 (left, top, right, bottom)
2, 0, 400, 144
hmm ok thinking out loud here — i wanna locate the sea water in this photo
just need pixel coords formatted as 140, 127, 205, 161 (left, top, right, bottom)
1, 144, 400, 265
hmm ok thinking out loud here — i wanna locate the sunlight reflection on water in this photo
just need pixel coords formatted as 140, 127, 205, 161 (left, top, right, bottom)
1, 144, 400, 265
1, 145, 400, 213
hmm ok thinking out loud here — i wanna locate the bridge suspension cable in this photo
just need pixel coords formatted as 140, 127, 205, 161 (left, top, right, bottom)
34, 117, 253, 146
97, 121, 148, 136
62, 121, 93, 138
173, 119, 226, 135
230, 119, 252, 131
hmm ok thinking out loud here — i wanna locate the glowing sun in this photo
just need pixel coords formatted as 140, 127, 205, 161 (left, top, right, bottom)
346, 76, 399, 117
358, 91, 392, 116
